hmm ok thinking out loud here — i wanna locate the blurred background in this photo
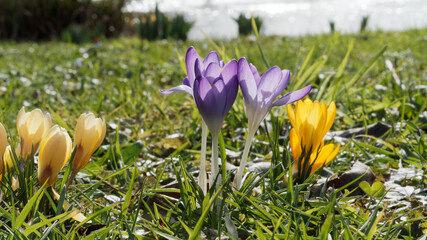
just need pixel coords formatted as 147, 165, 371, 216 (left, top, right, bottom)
128, 0, 427, 40
1, 0, 426, 43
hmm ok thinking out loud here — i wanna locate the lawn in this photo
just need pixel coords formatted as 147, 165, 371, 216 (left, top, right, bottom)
0, 27, 426, 239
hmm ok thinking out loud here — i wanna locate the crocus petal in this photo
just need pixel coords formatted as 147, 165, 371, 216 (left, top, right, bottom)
309, 102, 325, 151
194, 78, 227, 135
73, 113, 87, 146
182, 77, 190, 87
273, 85, 312, 107
185, 47, 201, 87
268, 70, 290, 100
238, 58, 257, 103
280, 70, 290, 90
205, 62, 222, 83
325, 144, 340, 163
194, 58, 203, 79
256, 66, 283, 105
287, 104, 296, 129
222, 60, 238, 114
17, 107, 26, 135
289, 128, 301, 160
219, 60, 225, 68
310, 144, 339, 174
249, 63, 261, 86
160, 85, 193, 96
203, 51, 220, 68
221, 59, 238, 85
323, 102, 336, 136
195, 76, 213, 100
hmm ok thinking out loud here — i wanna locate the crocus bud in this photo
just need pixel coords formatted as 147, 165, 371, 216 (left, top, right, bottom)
38, 125, 72, 187
3, 146, 14, 167
17, 107, 52, 160
0, 123, 8, 180
2, 146, 19, 190
72, 112, 106, 173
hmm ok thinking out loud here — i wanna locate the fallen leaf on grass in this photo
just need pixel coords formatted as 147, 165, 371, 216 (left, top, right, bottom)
330, 122, 391, 139
328, 161, 377, 196
310, 161, 377, 197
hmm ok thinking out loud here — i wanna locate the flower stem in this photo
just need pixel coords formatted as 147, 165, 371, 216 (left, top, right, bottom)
198, 121, 208, 195
66, 169, 78, 189
233, 130, 255, 189
210, 132, 220, 192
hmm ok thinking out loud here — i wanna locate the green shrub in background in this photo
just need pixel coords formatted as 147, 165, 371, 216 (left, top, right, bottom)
235, 14, 262, 35
0, 0, 127, 43
360, 15, 369, 32
136, 4, 193, 41
329, 21, 335, 33
61, 24, 104, 45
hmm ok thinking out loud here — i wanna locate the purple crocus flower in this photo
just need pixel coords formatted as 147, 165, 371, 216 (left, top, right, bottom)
160, 46, 223, 96
238, 57, 312, 132
233, 57, 312, 189
160, 46, 233, 194
193, 58, 238, 135
193, 58, 238, 192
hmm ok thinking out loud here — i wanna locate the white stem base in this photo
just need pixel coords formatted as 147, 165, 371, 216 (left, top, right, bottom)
233, 130, 255, 189
210, 133, 220, 192
198, 121, 208, 195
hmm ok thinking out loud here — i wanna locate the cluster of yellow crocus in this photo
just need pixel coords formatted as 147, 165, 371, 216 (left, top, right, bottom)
287, 98, 340, 180
1, 107, 106, 189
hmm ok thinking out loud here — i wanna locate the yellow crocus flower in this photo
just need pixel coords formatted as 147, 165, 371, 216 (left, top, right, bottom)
287, 99, 340, 180
17, 107, 52, 160
67, 112, 106, 187
38, 125, 72, 187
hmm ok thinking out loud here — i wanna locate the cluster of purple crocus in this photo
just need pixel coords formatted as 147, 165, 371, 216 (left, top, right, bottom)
161, 47, 312, 192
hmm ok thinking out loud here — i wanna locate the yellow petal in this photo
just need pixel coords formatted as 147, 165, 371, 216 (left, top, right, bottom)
310, 144, 339, 174
295, 100, 309, 130
3, 146, 13, 169
323, 101, 336, 137
309, 102, 325, 151
16, 107, 26, 136
289, 129, 301, 160
325, 143, 340, 164
287, 104, 296, 129
0, 123, 7, 161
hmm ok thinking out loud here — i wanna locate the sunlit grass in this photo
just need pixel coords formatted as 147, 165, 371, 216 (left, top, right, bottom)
0, 27, 426, 238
